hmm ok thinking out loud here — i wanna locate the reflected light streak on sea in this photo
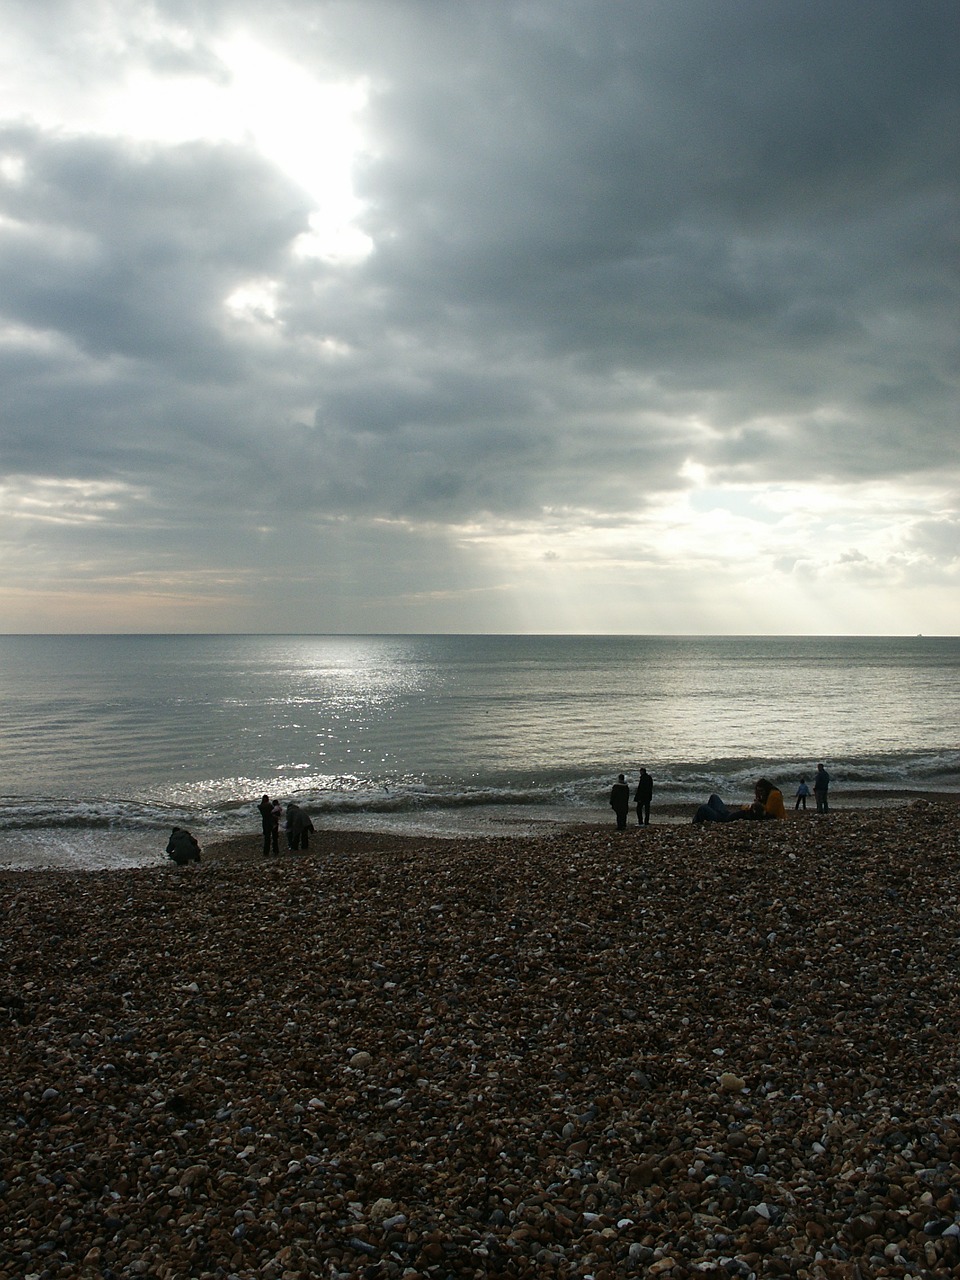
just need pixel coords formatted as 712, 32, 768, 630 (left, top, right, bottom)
0, 633, 957, 867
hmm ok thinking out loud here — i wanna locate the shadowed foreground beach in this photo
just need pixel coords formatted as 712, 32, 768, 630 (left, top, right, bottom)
2, 804, 960, 1279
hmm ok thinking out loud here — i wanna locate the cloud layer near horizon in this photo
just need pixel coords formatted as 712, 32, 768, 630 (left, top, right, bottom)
0, 0, 957, 633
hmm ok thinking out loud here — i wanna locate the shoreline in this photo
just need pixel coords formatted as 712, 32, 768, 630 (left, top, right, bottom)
0, 787, 957, 873
201, 788, 960, 866
3, 801, 959, 1276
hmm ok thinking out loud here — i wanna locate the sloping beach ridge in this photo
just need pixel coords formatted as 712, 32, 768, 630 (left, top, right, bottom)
3, 803, 959, 1278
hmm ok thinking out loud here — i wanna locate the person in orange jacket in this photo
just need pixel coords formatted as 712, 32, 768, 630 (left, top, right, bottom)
753, 778, 786, 820
693, 778, 785, 822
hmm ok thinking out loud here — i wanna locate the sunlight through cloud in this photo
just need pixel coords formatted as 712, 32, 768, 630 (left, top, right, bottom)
223, 277, 280, 325
88, 29, 373, 262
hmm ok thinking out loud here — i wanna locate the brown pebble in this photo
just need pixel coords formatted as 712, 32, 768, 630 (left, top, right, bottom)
2, 805, 959, 1277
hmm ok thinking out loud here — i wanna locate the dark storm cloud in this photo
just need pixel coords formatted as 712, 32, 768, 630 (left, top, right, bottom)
0, 126, 307, 368
0, 0, 958, 630
0, 123, 311, 485
265, 0, 958, 510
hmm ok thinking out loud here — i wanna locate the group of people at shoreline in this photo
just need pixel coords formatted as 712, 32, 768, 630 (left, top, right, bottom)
165, 794, 319, 866
608, 763, 831, 829
257, 794, 315, 855
170, 765, 833, 861
608, 769, 654, 831
793, 764, 831, 812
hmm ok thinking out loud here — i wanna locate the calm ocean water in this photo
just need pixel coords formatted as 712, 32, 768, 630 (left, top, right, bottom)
0, 634, 957, 869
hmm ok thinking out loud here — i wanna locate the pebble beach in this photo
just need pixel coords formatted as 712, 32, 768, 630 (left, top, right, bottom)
3, 802, 960, 1280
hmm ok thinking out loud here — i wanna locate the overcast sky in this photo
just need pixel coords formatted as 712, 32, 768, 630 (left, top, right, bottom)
0, 0, 957, 634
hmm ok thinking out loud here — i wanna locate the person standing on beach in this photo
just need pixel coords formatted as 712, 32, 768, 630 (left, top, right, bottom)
286, 801, 315, 851
610, 774, 631, 831
285, 801, 299, 850
814, 763, 830, 813
634, 767, 653, 825
795, 777, 811, 810
257, 794, 278, 856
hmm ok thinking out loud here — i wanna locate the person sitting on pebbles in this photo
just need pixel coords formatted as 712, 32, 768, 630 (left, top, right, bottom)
166, 826, 201, 864
752, 778, 786, 819
693, 778, 786, 823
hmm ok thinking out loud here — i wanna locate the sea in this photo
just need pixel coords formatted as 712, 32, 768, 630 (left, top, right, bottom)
0, 634, 957, 870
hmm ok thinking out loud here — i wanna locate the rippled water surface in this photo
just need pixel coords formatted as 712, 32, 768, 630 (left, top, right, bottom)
0, 634, 957, 865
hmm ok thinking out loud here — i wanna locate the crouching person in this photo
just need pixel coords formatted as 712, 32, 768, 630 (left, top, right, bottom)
166, 826, 201, 865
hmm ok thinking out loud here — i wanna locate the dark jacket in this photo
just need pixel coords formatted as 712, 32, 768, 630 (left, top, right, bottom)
609, 782, 630, 813
166, 827, 201, 865
286, 804, 315, 836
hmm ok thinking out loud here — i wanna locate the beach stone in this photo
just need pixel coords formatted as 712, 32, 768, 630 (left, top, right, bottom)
2, 805, 960, 1278
719, 1072, 746, 1093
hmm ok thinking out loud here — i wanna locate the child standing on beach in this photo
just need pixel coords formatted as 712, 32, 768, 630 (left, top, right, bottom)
795, 778, 811, 810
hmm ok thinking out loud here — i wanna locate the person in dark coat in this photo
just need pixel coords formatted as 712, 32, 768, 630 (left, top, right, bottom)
634, 767, 653, 825
257, 794, 278, 856
166, 827, 201, 865
609, 774, 631, 832
285, 802, 315, 851
814, 763, 830, 813
693, 794, 735, 823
